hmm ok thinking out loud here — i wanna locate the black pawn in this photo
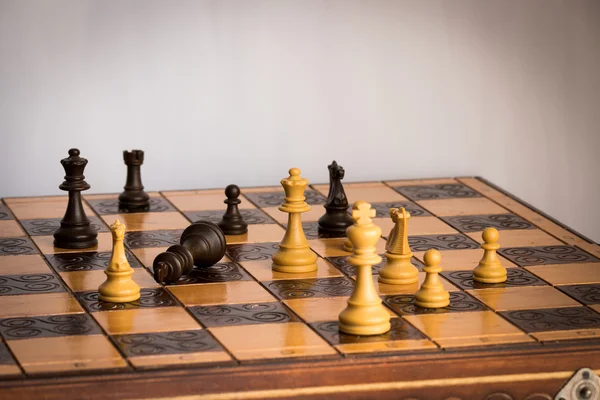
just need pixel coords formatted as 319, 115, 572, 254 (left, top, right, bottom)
317, 161, 354, 237
118, 150, 150, 212
218, 184, 248, 235
153, 221, 227, 284
53, 149, 98, 249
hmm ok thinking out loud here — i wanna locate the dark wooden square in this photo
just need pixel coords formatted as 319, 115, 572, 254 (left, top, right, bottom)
0, 274, 65, 296
441, 214, 536, 233
19, 217, 108, 236
441, 268, 548, 290
0, 237, 38, 256
227, 242, 279, 262
77, 288, 178, 312
499, 246, 600, 267
86, 197, 176, 215
245, 189, 326, 208
408, 234, 480, 252
263, 277, 355, 300
125, 230, 183, 249
500, 307, 600, 333
0, 204, 13, 220
557, 284, 600, 305
383, 291, 488, 315
326, 255, 424, 277
0, 342, 18, 367
183, 209, 276, 225
392, 184, 481, 201
171, 262, 253, 285
113, 330, 225, 357
0, 314, 101, 340
311, 317, 426, 346
45, 250, 142, 272
189, 302, 298, 327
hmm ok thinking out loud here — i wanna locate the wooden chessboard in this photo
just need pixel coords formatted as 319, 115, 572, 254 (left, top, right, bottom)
0, 177, 599, 399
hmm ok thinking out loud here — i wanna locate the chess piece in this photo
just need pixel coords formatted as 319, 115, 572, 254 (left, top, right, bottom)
317, 161, 353, 237
272, 168, 318, 273
414, 249, 450, 308
342, 236, 353, 252
378, 207, 419, 285
339, 201, 391, 335
473, 227, 507, 283
118, 150, 150, 212
218, 184, 248, 235
53, 148, 98, 249
98, 220, 141, 303
153, 221, 227, 284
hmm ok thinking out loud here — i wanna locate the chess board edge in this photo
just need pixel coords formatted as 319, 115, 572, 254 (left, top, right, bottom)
0, 176, 599, 400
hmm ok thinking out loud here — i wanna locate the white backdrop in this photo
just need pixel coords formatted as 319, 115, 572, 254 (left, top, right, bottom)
0, 0, 599, 241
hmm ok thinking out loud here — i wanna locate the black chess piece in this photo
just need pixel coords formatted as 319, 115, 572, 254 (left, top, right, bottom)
118, 150, 150, 212
153, 221, 227, 284
317, 161, 354, 237
53, 149, 98, 249
218, 184, 248, 235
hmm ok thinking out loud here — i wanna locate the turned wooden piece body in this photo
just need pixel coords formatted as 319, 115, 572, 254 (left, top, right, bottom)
218, 184, 248, 235
318, 161, 353, 237
153, 222, 227, 284
118, 150, 150, 212
53, 148, 98, 249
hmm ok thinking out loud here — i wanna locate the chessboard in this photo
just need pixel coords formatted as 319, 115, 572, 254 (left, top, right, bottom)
1, 177, 599, 400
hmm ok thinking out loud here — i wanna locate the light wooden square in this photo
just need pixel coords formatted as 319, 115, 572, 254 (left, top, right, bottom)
0, 220, 25, 238
308, 238, 387, 258
168, 281, 276, 306
284, 297, 394, 323
101, 212, 189, 232
370, 273, 459, 296
241, 258, 343, 282
416, 198, 507, 217
375, 216, 457, 237
209, 322, 337, 361
404, 311, 526, 340
93, 307, 200, 335
32, 232, 113, 254
466, 229, 563, 248
0, 254, 52, 275
163, 193, 255, 212
525, 263, 600, 285
262, 206, 323, 224
0, 293, 83, 318
467, 286, 580, 311
6, 197, 94, 220
225, 224, 286, 244
7, 335, 126, 374
413, 249, 517, 271
60, 269, 159, 292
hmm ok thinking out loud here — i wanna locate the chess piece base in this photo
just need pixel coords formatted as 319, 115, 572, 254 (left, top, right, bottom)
317, 209, 353, 238
473, 268, 507, 283
378, 253, 419, 285
339, 304, 391, 336
415, 290, 450, 309
98, 269, 141, 303
272, 247, 318, 273
53, 224, 98, 249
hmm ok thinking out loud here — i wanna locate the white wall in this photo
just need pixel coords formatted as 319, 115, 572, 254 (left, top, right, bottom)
0, 0, 599, 241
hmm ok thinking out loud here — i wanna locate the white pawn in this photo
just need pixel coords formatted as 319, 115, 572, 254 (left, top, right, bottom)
414, 249, 449, 309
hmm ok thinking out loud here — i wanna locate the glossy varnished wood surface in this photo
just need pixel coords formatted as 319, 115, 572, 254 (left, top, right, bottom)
0, 176, 599, 399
